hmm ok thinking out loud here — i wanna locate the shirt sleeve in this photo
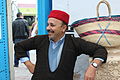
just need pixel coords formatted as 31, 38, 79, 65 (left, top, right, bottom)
94, 58, 104, 62
76, 38, 108, 63
20, 57, 29, 63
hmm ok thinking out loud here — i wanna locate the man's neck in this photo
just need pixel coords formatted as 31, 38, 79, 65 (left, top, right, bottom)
51, 34, 65, 43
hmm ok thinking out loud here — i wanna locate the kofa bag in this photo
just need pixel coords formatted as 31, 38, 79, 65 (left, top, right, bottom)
71, 0, 120, 47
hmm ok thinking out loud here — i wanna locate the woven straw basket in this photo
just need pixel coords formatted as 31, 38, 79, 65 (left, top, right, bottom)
71, 0, 120, 47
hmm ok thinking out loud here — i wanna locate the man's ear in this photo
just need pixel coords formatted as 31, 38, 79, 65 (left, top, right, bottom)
62, 25, 67, 32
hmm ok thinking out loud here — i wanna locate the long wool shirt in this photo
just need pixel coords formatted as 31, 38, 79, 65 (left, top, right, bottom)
15, 34, 108, 80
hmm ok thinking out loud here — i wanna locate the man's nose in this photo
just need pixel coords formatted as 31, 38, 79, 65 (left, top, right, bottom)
46, 25, 50, 30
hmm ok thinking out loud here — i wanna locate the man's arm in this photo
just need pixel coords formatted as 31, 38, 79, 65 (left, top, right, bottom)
77, 38, 108, 62
24, 60, 35, 74
75, 38, 108, 80
20, 57, 35, 73
84, 59, 102, 80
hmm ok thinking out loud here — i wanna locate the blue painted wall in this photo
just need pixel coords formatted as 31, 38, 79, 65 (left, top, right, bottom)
37, 0, 52, 35
0, 0, 10, 80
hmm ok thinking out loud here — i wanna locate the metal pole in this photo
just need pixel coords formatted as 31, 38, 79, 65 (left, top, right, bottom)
7, 0, 15, 80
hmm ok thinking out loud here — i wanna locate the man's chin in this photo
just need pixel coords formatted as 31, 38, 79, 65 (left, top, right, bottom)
48, 34, 55, 40
49, 37, 54, 41
48, 35, 53, 39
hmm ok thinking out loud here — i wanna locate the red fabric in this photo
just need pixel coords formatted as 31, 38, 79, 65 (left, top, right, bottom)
48, 10, 69, 24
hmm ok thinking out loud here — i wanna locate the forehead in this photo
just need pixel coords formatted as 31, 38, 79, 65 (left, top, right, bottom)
48, 18, 63, 24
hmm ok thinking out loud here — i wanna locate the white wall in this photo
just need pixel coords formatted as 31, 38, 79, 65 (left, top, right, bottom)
53, 0, 120, 24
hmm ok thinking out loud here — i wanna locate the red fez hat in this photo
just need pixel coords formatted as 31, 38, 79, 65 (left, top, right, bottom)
48, 10, 69, 24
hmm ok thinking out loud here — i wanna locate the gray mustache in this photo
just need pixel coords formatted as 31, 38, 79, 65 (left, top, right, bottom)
47, 30, 54, 33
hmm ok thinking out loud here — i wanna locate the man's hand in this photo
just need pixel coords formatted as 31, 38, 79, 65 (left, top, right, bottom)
24, 60, 35, 74
84, 59, 102, 80
84, 64, 97, 80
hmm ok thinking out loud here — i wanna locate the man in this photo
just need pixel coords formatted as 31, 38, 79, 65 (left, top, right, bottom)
12, 12, 30, 67
15, 10, 108, 80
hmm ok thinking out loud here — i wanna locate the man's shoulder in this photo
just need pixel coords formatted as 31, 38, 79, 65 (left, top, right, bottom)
30, 35, 49, 43
33, 35, 49, 39
66, 34, 81, 40
22, 19, 28, 22
65, 35, 86, 45
12, 19, 18, 23
13, 18, 22, 22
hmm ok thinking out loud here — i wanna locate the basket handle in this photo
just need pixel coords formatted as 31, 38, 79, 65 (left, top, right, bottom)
96, 0, 111, 20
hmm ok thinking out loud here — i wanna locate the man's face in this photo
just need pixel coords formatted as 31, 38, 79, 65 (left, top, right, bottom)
46, 18, 67, 42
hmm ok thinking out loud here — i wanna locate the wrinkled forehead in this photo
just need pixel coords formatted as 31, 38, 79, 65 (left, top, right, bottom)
48, 18, 63, 24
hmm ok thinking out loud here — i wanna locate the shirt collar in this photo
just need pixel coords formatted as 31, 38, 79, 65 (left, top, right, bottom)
50, 35, 65, 44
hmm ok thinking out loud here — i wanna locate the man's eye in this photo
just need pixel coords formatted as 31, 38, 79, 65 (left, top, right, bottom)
47, 23, 56, 27
51, 24, 55, 26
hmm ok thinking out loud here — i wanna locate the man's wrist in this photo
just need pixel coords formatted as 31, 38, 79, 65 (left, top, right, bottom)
90, 58, 103, 68
90, 62, 98, 68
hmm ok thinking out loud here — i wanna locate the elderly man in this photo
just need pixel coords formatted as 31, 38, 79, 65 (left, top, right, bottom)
15, 10, 108, 80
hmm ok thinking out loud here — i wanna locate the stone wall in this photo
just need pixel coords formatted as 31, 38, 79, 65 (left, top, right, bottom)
73, 47, 120, 80
96, 47, 120, 80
